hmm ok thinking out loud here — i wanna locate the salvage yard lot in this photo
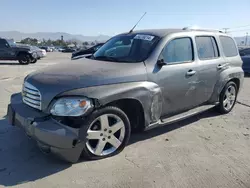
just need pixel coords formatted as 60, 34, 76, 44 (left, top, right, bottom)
0, 53, 250, 188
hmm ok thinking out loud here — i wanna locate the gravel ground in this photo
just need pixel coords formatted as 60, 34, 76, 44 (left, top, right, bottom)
0, 53, 249, 188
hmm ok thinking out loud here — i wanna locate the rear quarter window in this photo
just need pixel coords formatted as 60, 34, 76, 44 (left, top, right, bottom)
219, 36, 238, 57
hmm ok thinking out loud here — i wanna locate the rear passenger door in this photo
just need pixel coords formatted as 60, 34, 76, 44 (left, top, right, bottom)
195, 36, 223, 104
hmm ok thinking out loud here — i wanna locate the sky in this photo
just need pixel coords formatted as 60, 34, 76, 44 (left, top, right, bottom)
0, 0, 250, 37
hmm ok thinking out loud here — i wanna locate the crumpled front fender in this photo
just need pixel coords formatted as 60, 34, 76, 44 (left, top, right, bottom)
59, 81, 163, 128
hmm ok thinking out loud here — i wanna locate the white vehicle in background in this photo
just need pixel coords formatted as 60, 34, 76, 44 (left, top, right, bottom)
41, 49, 47, 57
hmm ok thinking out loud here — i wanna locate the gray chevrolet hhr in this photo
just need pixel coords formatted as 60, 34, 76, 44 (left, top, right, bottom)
7, 28, 244, 162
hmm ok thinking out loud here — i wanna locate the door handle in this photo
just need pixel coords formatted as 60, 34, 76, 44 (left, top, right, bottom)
217, 64, 223, 69
186, 70, 196, 76
217, 63, 229, 70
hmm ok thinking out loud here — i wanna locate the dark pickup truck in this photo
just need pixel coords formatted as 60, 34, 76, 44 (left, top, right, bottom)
0, 38, 38, 64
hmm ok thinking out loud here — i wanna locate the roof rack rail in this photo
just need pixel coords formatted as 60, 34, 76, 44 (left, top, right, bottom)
182, 27, 223, 33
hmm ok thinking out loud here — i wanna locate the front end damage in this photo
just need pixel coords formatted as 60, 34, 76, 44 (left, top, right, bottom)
7, 93, 85, 163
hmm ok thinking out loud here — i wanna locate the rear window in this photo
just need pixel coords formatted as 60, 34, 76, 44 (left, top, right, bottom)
195, 36, 219, 60
219, 36, 238, 57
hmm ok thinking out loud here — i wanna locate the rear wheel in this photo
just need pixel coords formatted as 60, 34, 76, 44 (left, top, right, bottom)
81, 106, 131, 160
217, 81, 237, 114
30, 59, 37, 64
18, 53, 30, 65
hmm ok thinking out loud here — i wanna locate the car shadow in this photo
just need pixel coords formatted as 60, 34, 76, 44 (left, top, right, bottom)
0, 108, 220, 186
0, 118, 71, 186
0, 62, 22, 65
128, 108, 221, 145
244, 73, 250, 77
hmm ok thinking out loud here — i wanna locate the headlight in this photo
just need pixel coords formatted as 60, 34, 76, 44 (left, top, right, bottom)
50, 97, 93, 116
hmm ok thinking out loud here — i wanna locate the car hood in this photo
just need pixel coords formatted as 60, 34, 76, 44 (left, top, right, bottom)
13, 44, 31, 51
26, 58, 147, 110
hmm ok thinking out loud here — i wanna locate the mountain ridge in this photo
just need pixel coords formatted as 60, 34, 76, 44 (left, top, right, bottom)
0, 30, 249, 45
0, 31, 111, 42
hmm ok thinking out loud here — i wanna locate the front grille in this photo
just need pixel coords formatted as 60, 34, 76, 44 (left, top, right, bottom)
22, 82, 41, 110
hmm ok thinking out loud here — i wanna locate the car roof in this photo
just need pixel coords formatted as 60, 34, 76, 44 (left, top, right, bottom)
120, 29, 183, 38
120, 28, 225, 38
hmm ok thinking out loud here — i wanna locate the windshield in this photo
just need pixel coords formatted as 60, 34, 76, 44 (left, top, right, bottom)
7, 39, 16, 46
93, 34, 159, 63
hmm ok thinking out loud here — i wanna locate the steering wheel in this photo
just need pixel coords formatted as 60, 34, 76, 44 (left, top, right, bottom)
108, 52, 117, 57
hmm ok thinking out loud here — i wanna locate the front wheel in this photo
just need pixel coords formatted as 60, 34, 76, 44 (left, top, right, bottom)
81, 106, 131, 160
18, 53, 30, 65
30, 59, 37, 64
217, 81, 237, 114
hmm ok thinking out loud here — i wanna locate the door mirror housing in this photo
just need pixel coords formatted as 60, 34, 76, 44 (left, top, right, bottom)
157, 59, 166, 66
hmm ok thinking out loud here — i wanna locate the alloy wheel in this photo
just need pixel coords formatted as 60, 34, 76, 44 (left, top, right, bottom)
86, 114, 125, 156
223, 85, 236, 111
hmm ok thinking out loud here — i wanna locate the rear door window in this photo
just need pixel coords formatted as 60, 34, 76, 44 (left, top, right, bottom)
195, 36, 219, 60
219, 36, 238, 57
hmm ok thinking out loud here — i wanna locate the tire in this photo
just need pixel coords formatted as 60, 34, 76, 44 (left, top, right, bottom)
217, 81, 238, 114
80, 106, 131, 160
30, 59, 37, 64
18, 53, 30, 65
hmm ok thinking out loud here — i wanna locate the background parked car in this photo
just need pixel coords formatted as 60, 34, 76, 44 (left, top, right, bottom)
61, 47, 76, 53
32, 46, 46, 59
54, 46, 65, 52
40, 46, 52, 52
71, 43, 104, 60
239, 47, 250, 74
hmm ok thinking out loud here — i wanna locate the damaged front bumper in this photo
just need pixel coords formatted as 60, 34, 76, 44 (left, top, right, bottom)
7, 93, 85, 163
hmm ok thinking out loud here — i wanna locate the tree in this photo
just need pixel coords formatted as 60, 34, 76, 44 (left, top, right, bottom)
20, 38, 38, 45
47, 39, 52, 46
52, 39, 67, 47
83, 41, 89, 45
72, 41, 77, 47
91, 41, 95, 45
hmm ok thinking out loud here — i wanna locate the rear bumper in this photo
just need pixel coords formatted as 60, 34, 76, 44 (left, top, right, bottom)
243, 67, 250, 73
7, 93, 84, 163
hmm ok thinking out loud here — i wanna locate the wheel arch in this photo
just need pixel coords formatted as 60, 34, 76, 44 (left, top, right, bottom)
208, 67, 244, 103
106, 98, 145, 131
229, 78, 240, 91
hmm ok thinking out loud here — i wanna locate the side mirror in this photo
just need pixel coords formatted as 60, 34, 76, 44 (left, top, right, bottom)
5, 43, 9, 48
157, 59, 166, 66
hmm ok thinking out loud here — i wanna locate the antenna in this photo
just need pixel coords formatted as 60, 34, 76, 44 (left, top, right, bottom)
129, 12, 147, 33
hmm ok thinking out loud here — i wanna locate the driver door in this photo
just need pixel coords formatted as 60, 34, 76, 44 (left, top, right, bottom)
152, 37, 200, 117
0, 39, 9, 59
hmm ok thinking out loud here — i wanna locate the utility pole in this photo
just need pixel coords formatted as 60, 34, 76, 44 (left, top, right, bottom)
222, 28, 229, 33
245, 32, 248, 46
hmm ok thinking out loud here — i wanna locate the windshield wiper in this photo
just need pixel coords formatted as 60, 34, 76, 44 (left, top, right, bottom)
93, 56, 119, 62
